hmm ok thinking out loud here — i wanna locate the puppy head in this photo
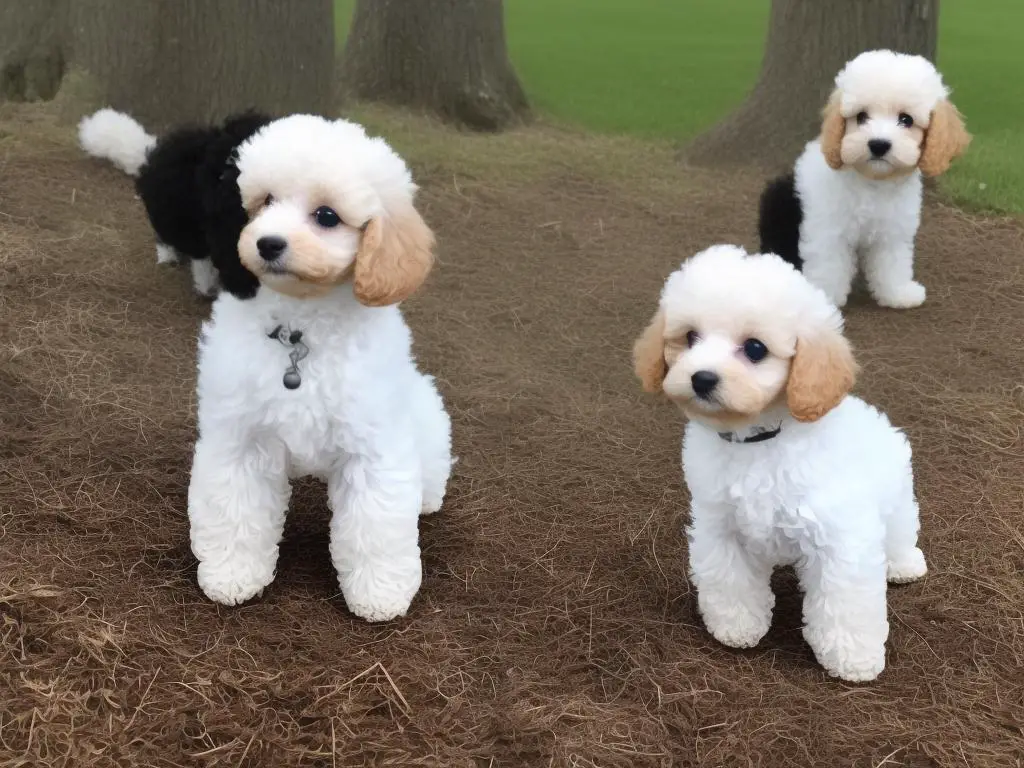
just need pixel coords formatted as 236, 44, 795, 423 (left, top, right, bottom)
633, 245, 858, 430
820, 49, 970, 179
235, 115, 434, 303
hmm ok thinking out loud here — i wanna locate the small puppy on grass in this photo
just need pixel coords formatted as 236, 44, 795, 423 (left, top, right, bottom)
759, 49, 970, 309
633, 244, 926, 682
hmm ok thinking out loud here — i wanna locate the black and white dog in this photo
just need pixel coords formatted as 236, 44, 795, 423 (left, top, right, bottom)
79, 108, 270, 299
756, 50, 969, 310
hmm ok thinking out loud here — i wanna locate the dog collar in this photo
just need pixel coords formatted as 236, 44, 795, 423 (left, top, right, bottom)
267, 325, 309, 389
717, 425, 782, 444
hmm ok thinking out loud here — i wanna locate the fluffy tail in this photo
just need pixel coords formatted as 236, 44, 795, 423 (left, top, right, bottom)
78, 108, 156, 177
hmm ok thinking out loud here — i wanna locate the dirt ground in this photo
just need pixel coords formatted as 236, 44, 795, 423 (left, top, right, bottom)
1, 103, 1022, 767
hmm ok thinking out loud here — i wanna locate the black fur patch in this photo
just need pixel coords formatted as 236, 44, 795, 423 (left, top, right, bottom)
134, 111, 271, 299
758, 173, 803, 271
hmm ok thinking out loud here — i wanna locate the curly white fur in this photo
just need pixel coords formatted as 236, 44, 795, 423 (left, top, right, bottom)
684, 398, 926, 682
646, 245, 926, 682
188, 116, 452, 621
77, 108, 155, 177
795, 138, 927, 309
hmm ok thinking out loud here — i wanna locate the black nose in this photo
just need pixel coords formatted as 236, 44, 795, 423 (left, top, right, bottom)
256, 235, 287, 261
691, 370, 720, 398
868, 139, 892, 158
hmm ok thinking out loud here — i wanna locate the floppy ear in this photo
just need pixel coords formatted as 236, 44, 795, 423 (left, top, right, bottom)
918, 99, 971, 177
633, 310, 667, 394
353, 206, 435, 307
786, 330, 858, 422
819, 91, 846, 170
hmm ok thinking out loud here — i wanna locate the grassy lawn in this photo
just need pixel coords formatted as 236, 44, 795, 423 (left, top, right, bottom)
335, 0, 1024, 214
933, 1, 1024, 213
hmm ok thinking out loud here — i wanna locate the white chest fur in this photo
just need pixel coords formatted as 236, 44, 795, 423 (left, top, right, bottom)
195, 287, 415, 479
718, 447, 818, 565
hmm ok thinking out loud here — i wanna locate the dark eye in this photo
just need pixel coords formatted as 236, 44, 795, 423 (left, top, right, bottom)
313, 206, 341, 228
742, 338, 768, 363
897, 113, 914, 128
856, 111, 869, 125
685, 330, 699, 348
264, 193, 274, 206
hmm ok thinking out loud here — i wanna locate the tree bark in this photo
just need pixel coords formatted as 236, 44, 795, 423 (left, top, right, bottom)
0, 0, 67, 102
340, 0, 529, 132
686, 0, 939, 169
65, 0, 334, 130
1, 0, 334, 130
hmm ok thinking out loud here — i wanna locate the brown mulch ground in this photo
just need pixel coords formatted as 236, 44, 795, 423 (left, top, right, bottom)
1, 104, 1022, 768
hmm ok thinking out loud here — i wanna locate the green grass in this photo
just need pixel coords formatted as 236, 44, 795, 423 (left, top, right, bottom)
934, 1, 1024, 213
504, 0, 767, 140
335, 0, 1024, 214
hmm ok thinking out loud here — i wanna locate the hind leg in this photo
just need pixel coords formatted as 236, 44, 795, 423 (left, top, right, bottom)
885, 493, 927, 584
156, 241, 179, 264
413, 375, 452, 515
800, 231, 857, 308
190, 257, 220, 298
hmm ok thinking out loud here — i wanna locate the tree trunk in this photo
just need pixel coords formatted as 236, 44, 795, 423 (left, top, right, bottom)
65, 0, 334, 130
0, 0, 67, 102
0, 0, 334, 129
340, 0, 529, 132
686, 0, 938, 169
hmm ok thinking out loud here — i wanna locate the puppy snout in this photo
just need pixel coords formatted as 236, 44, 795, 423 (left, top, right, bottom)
691, 370, 719, 398
256, 235, 288, 262
868, 139, 892, 158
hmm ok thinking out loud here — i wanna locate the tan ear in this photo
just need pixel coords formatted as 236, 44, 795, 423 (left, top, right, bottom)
918, 99, 971, 177
633, 310, 667, 394
353, 207, 435, 307
786, 331, 858, 422
820, 91, 846, 170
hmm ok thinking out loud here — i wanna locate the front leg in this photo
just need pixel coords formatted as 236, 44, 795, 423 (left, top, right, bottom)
328, 452, 423, 622
687, 502, 775, 648
188, 434, 291, 605
800, 231, 857, 308
798, 540, 889, 682
863, 238, 925, 309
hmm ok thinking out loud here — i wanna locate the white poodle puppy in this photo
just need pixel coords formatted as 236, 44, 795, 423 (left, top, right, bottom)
633, 244, 927, 681
759, 49, 970, 309
188, 114, 453, 622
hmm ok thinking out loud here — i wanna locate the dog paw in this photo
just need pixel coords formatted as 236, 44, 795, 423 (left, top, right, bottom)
155, 243, 178, 265
191, 279, 220, 300
420, 494, 444, 515
804, 626, 886, 682
827, 292, 851, 309
190, 260, 221, 299
876, 281, 926, 309
820, 652, 886, 683
887, 547, 927, 583
194, 285, 220, 300
339, 556, 422, 622
813, 284, 851, 308
699, 598, 771, 649
197, 558, 274, 606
